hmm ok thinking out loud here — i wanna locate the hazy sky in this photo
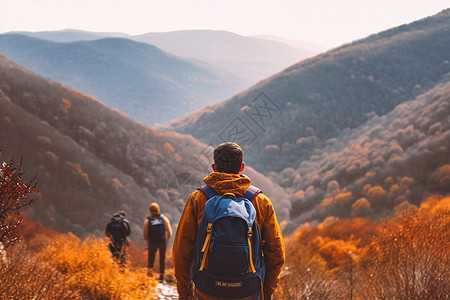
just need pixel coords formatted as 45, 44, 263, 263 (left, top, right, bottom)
1, 0, 449, 48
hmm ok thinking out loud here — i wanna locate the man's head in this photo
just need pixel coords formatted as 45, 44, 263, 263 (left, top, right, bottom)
212, 142, 245, 174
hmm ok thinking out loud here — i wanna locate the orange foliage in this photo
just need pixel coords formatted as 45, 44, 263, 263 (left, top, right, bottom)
5, 217, 160, 299
18, 214, 58, 240
295, 189, 305, 198
0, 88, 12, 102
433, 165, 450, 188
37, 234, 156, 299
335, 191, 352, 203
419, 194, 450, 217
352, 197, 370, 216
127, 240, 149, 268
68, 88, 87, 99
66, 162, 91, 187
36, 135, 51, 144
164, 142, 175, 153
277, 195, 450, 299
0, 205, 182, 298
61, 98, 71, 113
286, 217, 377, 274
321, 191, 352, 208
308, 236, 361, 271
362, 195, 450, 299
366, 185, 386, 199
388, 183, 400, 197
112, 177, 123, 190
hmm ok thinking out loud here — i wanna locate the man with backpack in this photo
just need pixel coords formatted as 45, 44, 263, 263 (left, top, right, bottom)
173, 142, 285, 300
143, 202, 172, 282
105, 210, 131, 266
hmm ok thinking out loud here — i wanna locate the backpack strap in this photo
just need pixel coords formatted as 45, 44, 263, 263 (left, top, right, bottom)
147, 214, 164, 220
199, 223, 213, 271
197, 185, 218, 199
247, 226, 256, 273
243, 185, 262, 202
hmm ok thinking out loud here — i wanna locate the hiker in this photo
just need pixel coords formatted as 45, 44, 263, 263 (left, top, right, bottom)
105, 210, 131, 266
143, 202, 172, 282
173, 142, 285, 300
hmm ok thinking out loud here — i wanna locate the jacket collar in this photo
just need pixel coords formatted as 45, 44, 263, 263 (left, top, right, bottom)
203, 172, 251, 197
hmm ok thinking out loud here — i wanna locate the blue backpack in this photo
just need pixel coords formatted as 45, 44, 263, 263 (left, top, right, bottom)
190, 185, 265, 299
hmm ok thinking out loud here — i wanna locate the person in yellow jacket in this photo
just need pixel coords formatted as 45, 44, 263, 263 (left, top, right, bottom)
173, 142, 285, 300
143, 202, 172, 282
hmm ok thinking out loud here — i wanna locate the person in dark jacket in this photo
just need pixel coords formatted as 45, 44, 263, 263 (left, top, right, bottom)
105, 210, 131, 266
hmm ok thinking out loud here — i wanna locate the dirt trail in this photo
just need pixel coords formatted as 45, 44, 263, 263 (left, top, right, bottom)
155, 282, 178, 300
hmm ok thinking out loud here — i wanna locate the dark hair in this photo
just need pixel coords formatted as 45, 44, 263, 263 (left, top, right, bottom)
213, 142, 243, 174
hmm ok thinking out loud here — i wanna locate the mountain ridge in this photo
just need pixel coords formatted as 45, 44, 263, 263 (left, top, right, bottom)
0, 34, 244, 125
160, 9, 450, 175
9, 29, 323, 86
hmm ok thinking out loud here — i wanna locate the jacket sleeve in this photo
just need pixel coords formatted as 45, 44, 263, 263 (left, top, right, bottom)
143, 218, 149, 242
163, 216, 173, 240
105, 223, 111, 238
258, 195, 285, 298
123, 219, 131, 236
173, 192, 199, 300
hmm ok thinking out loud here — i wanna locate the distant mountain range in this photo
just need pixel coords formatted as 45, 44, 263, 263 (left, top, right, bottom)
10, 29, 323, 86
131, 30, 322, 84
0, 54, 288, 240
161, 9, 450, 175
0, 34, 245, 125
6, 29, 129, 42
252, 34, 325, 54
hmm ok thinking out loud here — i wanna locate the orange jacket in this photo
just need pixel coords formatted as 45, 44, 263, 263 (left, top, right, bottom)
173, 172, 285, 300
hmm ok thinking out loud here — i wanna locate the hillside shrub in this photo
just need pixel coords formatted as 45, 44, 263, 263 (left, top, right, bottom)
0, 153, 37, 250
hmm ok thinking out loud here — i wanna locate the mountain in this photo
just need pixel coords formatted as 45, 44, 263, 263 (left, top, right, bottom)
160, 9, 450, 175
0, 54, 288, 241
283, 80, 450, 232
132, 30, 320, 85
14, 29, 322, 86
7, 29, 128, 42
252, 34, 326, 53
0, 34, 245, 126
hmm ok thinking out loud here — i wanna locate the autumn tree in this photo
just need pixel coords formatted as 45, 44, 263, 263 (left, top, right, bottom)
277, 196, 449, 299
0, 152, 37, 251
360, 198, 450, 299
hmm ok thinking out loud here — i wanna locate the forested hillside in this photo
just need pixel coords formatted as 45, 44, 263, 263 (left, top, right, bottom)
161, 9, 450, 175
282, 81, 450, 231
0, 54, 287, 240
